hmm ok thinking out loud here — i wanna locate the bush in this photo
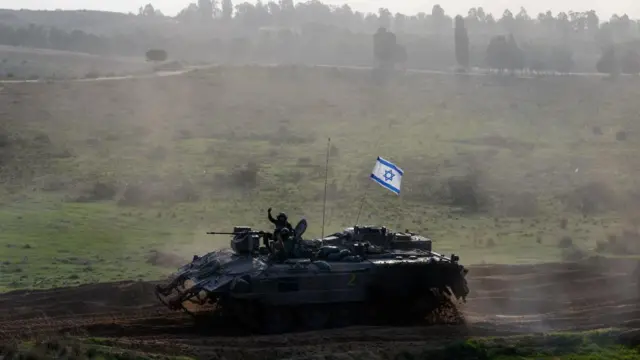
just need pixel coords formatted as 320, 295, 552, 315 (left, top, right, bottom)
84, 71, 100, 79
296, 157, 312, 167
32, 133, 51, 145
146, 49, 168, 62
0, 131, 9, 148
446, 171, 486, 212
118, 184, 146, 206
229, 161, 260, 189
561, 245, 588, 262
71, 182, 117, 202
558, 236, 574, 249
559, 218, 568, 229
558, 181, 615, 215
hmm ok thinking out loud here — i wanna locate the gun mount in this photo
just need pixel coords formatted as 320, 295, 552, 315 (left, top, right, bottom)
206, 227, 273, 255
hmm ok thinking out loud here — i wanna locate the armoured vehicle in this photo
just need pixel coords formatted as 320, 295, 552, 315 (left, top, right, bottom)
155, 217, 469, 334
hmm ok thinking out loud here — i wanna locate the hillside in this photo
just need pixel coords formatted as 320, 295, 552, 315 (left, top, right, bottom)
1, 66, 640, 292
0, 44, 153, 79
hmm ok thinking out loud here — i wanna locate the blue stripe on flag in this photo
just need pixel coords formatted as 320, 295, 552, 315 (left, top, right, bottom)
370, 174, 400, 195
377, 156, 404, 176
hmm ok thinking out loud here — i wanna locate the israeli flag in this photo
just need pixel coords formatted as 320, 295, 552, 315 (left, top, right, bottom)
370, 156, 403, 195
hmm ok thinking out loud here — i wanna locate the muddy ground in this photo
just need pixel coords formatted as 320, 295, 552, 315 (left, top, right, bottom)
1, 256, 640, 359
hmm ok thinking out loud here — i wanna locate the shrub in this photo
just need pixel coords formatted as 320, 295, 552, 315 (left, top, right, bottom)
561, 245, 588, 262
447, 171, 486, 212
146, 49, 168, 62
71, 182, 117, 203
558, 181, 615, 215
558, 236, 573, 249
230, 161, 260, 189
0, 131, 9, 148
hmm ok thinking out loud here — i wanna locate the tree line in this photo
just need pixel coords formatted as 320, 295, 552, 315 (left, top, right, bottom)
0, 3, 638, 74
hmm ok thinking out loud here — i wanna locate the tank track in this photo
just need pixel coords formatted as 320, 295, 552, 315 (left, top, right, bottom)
184, 262, 468, 335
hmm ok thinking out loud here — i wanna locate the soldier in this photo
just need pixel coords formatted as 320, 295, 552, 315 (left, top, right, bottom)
267, 208, 293, 235
271, 227, 294, 262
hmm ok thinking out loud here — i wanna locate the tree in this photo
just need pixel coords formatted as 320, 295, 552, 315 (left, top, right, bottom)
596, 46, 619, 76
176, 3, 200, 22
486, 35, 522, 73
394, 13, 406, 33
621, 49, 640, 74
146, 49, 168, 62
138, 4, 156, 17
487, 35, 507, 72
198, 0, 214, 21
454, 15, 470, 69
221, 0, 233, 19
431, 5, 446, 34
586, 10, 600, 35
500, 9, 515, 33
506, 34, 525, 72
556, 12, 570, 39
431, 4, 444, 18
378, 8, 392, 29
373, 27, 397, 70
550, 45, 574, 74
395, 43, 408, 68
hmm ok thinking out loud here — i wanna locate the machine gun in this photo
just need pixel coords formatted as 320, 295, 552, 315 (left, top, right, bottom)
206, 220, 309, 257
207, 226, 274, 255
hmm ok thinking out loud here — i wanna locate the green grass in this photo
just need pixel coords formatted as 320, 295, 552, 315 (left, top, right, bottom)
4, 329, 638, 360
330, 329, 640, 360
455, 329, 640, 360
3, 339, 195, 360
2, 66, 640, 292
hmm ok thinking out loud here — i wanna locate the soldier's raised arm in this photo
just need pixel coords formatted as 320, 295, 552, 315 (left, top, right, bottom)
268, 207, 277, 224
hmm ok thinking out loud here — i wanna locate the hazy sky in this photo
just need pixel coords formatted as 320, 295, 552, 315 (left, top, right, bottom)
3, 0, 637, 20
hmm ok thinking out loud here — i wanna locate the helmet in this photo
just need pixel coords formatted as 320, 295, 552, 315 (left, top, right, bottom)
279, 228, 291, 240
277, 212, 287, 220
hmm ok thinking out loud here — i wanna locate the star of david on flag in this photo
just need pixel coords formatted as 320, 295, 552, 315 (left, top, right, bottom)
370, 156, 403, 195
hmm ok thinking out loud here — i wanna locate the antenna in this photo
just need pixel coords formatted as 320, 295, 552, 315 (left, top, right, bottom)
321, 137, 331, 238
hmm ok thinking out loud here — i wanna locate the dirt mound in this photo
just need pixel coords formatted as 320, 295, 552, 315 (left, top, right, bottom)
0, 280, 159, 321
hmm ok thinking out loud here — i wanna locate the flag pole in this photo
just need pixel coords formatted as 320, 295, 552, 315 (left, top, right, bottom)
355, 181, 371, 226
321, 137, 331, 239
395, 189, 404, 231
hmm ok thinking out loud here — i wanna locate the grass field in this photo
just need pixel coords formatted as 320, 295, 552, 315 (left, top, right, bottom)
3, 329, 640, 359
1, 65, 640, 293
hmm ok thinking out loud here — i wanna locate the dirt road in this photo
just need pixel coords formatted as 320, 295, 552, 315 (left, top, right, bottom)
0, 62, 617, 86
1, 256, 639, 358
